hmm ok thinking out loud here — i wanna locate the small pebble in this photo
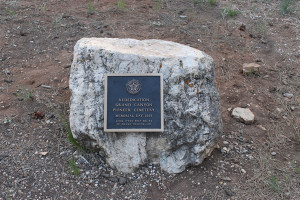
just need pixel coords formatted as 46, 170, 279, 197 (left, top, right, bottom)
283, 93, 293, 98
291, 106, 295, 111
241, 169, 246, 174
5, 69, 11, 75
263, 75, 269, 79
271, 152, 276, 156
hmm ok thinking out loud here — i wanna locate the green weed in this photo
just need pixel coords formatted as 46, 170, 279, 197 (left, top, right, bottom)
155, 0, 161, 10
88, 2, 95, 13
256, 21, 266, 35
53, 15, 62, 27
209, 0, 217, 6
16, 87, 34, 101
116, 0, 126, 10
296, 168, 300, 174
280, 0, 295, 15
54, 109, 85, 150
39, 2, 46, 13
5, 8, 17, 17
193, 0, 200, 5
68, 158, 80, 175
222, 7, 238, 19
9, 0, 18, 6
267, 174, 280, 193
297, 134, 300, 144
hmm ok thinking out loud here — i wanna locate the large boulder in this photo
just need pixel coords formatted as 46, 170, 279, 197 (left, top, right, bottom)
69, 38, 222, 173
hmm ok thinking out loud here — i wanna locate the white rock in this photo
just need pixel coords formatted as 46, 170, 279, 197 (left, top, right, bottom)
69, 38, 222, 173
283, 93, 293, 98
242, 63, 260, 74
231, 107, 255, 124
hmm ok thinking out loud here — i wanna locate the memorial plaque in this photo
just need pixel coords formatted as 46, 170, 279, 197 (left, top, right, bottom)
104, 74, 163, 132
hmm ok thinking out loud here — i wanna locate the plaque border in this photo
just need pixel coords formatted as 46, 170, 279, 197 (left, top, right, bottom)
104, 73, 164, 132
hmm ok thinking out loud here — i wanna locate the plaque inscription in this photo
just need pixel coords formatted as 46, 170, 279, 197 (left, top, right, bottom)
104, 74, 164, 132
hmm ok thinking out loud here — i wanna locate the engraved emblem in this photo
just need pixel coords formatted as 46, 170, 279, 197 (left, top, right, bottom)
126, 79, 141, 95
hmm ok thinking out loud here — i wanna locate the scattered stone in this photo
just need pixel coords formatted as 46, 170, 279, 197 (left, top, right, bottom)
118, 177, 127, 185
0, 87, 4, 90
291, 106, 295, 111
101, 173, 110, 178
4, 69, 11, 75
241, 169, 246, 174
41, 85, 52, 89
223, 141, 229, 145
221, 147, 230, 153
263, 75, 269, 79
283, 93, 293, 99
38, 152, 48, 156
179, 15, 187, 19
224, 187, 235, 196
152, 21, 163, 26
271, 152, 276, 156
256, 125, 266, 131
4, 79, 13, 83
241, 104, 248, 108
231, 107, 255, 124
242, 63, 260, 75
221, 176, 232, 181
108, 177, 119, 182
282, 79, 288, 85
70, 38, 222, 174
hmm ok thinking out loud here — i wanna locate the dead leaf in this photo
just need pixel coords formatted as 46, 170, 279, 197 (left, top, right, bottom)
32, 111, 45, 119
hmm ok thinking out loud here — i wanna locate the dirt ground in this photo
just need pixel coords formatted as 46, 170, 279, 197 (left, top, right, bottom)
0, 0, 299, 199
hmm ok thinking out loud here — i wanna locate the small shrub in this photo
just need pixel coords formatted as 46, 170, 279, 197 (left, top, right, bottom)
296, 168, 300, 174
280, 0, 295, 15
39, 2, 46, 13
116, 0, 126, 10
155, 0, 161, 10
267, 175, 280, 193
222, 7, 238, 19
88, 2, 95, 13
256, 21, 266, 35
209, 0, 217, 6
54, 109, 85, 150
17, 87, 34, 100
5, 8, 17, 17
53, 15, 62, 27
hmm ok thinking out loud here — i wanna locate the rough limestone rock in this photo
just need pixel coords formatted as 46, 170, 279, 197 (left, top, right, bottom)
231, 107, 255, 124
69, 38, 222, 173
242, 63, 260, 75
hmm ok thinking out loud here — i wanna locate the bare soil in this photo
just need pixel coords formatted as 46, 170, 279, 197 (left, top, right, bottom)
0, 0, 299, 199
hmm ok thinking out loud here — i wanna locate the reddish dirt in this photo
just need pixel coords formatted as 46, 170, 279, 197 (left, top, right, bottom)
0, 0, 299, 199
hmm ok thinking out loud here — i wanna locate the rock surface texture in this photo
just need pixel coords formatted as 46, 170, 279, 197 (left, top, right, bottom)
69, 38, 222, 173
